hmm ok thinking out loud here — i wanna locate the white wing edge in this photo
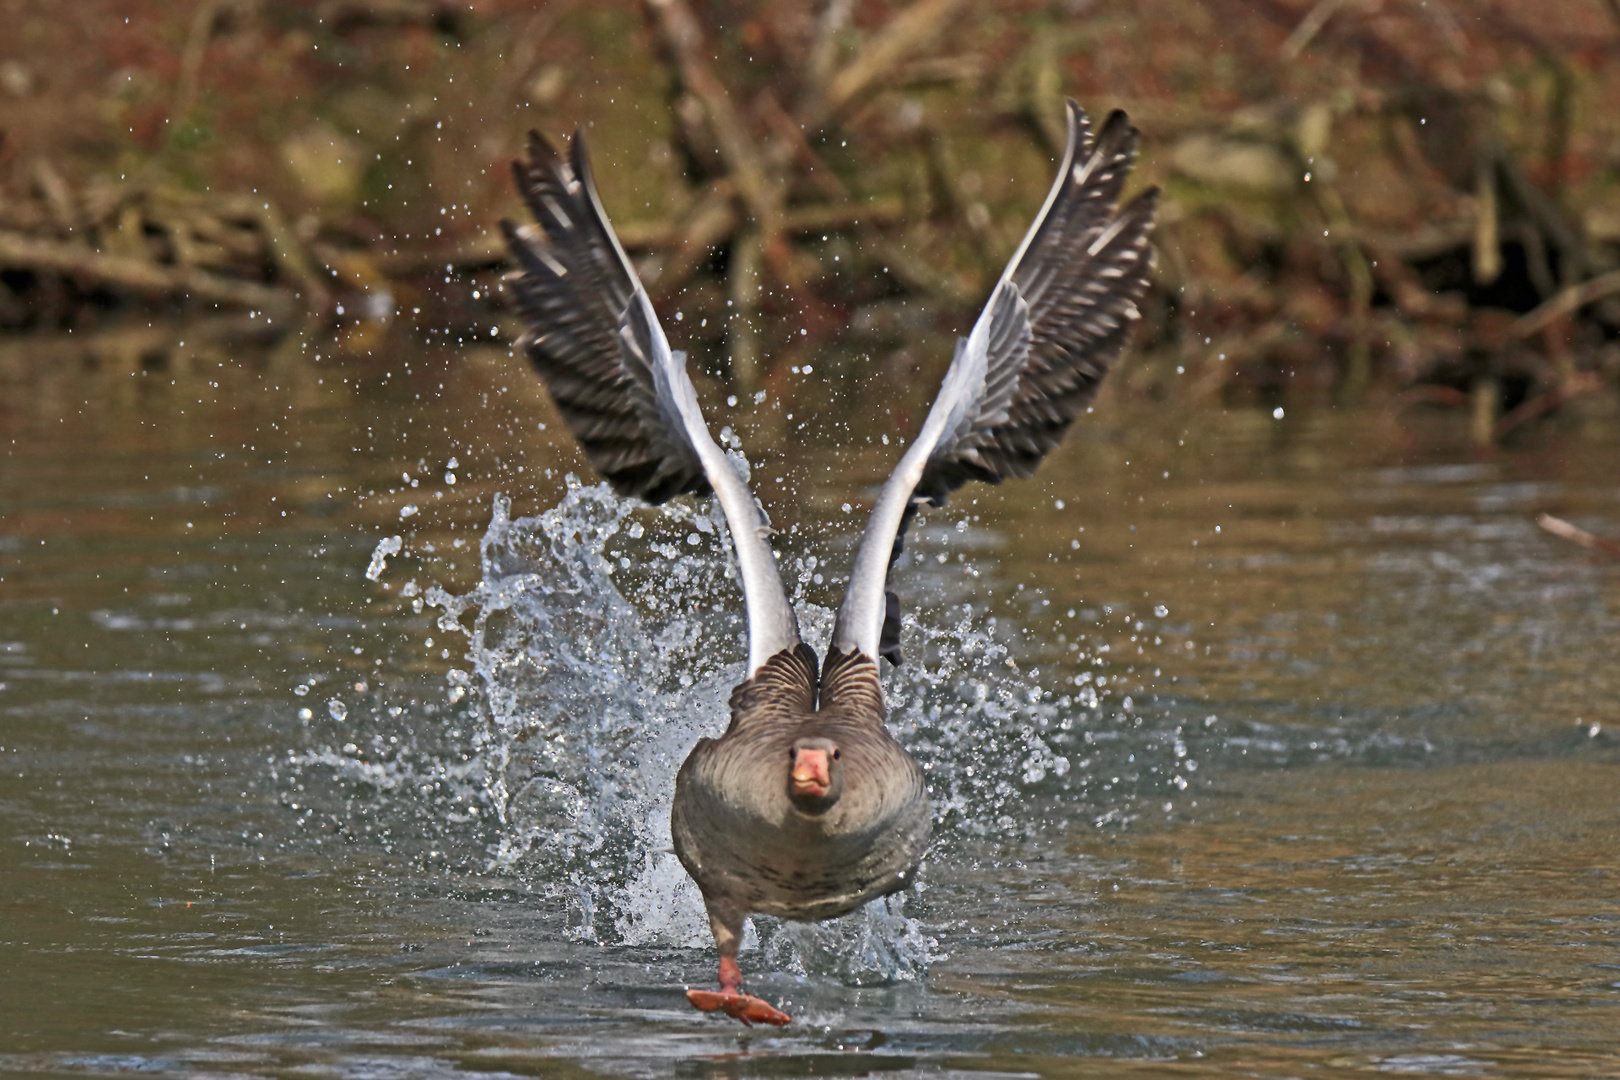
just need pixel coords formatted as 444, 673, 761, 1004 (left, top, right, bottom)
652, 334, 803, 675
827, 100, 1090, 663
994, 99, 1088, 297
579, 148, 802, 677
829, 322, 991, 660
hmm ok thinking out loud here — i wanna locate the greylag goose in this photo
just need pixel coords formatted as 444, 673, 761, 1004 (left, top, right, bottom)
500, 100, 1157, 1026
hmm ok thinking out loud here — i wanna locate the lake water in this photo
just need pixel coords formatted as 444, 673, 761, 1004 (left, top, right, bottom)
2, 323, 1618, 1077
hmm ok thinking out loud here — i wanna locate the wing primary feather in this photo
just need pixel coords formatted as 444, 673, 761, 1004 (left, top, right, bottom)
831, 101, 1157, 664
504, 128, 800, 676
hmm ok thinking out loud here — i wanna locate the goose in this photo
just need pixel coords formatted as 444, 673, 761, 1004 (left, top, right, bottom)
499, 100, 1157, 1026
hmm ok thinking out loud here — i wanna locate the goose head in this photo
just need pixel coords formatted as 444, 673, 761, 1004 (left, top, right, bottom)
788, 736, 843, 815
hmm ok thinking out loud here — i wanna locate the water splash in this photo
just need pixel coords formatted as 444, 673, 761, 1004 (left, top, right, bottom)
423, 479, 1178, 980
365, 535, 402, 581
760, 893, 933, 984
425, 478, 749, 950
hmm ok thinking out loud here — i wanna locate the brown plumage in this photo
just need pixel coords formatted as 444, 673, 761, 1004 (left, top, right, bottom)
671, 645, 931, 972
500, 100, 1155, 1026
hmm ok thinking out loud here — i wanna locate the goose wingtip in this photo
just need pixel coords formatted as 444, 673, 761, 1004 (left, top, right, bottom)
524, 128, 560, 162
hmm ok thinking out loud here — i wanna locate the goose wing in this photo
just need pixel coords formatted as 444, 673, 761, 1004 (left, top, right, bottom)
502, 130, 800, 675
831, 102, 1158, 663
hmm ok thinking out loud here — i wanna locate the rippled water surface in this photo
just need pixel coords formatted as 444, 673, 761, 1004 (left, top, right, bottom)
2, 327, 1618, 1077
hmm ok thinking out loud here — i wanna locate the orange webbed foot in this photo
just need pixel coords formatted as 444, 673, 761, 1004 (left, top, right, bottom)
686, 988, 792, 1026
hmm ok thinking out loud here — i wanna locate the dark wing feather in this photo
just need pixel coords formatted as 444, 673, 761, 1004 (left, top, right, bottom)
831, 101, 1157, 665
502, 130, 709, 504
914, 106, 1158, 504
503, 130, 802, 676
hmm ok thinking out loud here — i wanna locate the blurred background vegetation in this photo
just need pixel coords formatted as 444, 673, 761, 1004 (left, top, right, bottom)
1, 0, 1618, 447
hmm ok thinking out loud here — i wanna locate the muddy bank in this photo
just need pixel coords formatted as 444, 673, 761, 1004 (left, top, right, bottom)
2, 0, 1618, 443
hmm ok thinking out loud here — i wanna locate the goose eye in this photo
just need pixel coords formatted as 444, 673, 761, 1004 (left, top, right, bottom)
832, 748, 841, 761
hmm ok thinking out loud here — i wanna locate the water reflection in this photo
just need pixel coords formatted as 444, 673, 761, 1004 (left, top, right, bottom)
1, 327, 1617, 1076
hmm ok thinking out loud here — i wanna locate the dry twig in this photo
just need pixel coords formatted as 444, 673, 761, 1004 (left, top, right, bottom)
0, 229, 298, 314
1537, 513, 1620, 560
1493, 373, 1603, 441
1513, 269, 1620, 339
809, 0, 966, 131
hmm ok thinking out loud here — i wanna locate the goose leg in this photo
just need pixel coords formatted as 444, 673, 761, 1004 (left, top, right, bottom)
685, 900, 791, 1026
718, 954, 744, 994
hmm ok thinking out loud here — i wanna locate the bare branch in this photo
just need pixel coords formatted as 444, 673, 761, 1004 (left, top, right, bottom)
1279, 0, 1353, 62
643, 0, 779, 226
808, 0, 966, 131
1538, 513, 1620, 560
1513, 268, 1620, 339
0, 229, 300, 313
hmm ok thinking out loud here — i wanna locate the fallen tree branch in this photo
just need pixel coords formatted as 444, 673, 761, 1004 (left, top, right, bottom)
1391, 384, 1471, 411
784, 195, 907, 234
804, 0, 856, 104
0, 313, 284, 366
1512, 268, 1620, 339
30, 159, 79, 233
374, 196, 907, 278
1279, 0, 1353, 61
1537, 513, 1620, 560
809, 0, 966, 131
649, 181, 742, 297
256, 204, 331, 311
643, 0, 833, 304
758, 90, 847, 198
864, 235, 976, 303
643, 0, 781, 234
1493, 373, 1602, 441
0, 229, 299, 314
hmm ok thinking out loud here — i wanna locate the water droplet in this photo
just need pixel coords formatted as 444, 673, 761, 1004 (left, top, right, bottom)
366, 535, 403, 580
327, 699, 347, 721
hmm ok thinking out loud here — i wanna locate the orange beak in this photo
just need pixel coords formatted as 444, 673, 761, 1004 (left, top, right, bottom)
790, 748, 831, 798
